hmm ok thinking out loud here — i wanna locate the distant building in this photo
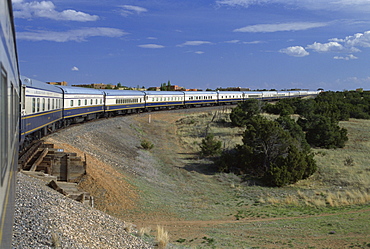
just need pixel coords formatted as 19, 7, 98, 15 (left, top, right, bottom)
147, 87, 161, 91
216, 87, 251, 91
168, 85, 185, 91
71, 83, 116, 89
47, 81, 68, 86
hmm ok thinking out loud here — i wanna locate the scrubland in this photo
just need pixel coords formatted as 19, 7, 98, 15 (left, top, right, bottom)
47, 107, 370, 248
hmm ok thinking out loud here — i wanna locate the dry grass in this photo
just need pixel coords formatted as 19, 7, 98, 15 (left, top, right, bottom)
266, 196, 280, 205
156, 225, 169, 249
284, 195, 299, 206
124, 222, 134, 234
272, 189, 370, 208
138, 226, 151, 237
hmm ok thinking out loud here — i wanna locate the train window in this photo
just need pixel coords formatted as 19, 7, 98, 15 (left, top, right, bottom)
10, 85, 13, 137
52, 99, 55, 109
13, 85, 19, 136
1, 67, 8, 177
100, 99, 102, 104
42, 98, 45, 111
85, 99, 87, 105
71, 100, 74, 107
48, 99, 50, 110
22, 86, 26, 109
78, 100, 81, 106
32, 98, 36, 113
37, 98, 40, 112
90, 99, 93, 105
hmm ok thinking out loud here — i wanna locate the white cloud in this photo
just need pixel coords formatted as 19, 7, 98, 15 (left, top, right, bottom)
13, 0, 99, 21
334, 54, 358, 60
340, 31, 370, 48
225, 39, 240, 43
71, 66, 79, 71
279, 46, 309, 57
138, 44, 165, 49
195, 51, 205, 54
234, 22, 329, 33
216, 0, 261, 8
216, 0, 370, 12
177, 41, 212, 47
306, 41, 345, 53
120, 5, 148, 16
281, 30, 370, 58
243, 40, 264, 44
17, 27, 127, 42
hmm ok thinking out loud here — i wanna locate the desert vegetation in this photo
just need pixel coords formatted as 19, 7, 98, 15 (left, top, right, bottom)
53, 98, 370, 248
172, 106, 370, 247
197, 92, 370, 187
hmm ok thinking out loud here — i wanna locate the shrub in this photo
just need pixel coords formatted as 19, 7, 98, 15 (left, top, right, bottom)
199, 133, 222, 157
219, 115, 317, 187
299, 114, 348, 149
141, 139, 154, 150
230, 99, 264, 127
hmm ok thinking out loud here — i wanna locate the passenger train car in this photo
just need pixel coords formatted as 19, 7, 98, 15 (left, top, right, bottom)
145, 90, 184, 110
20, 76, 63, 147
19, 76, 321, 152
0, 0, 20, 248
104, 89, 145, 115
57, 86, 104, 125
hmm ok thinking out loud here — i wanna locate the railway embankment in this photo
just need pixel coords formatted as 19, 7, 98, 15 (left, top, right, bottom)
13, 106, 370, 248
12, 172, 153, 248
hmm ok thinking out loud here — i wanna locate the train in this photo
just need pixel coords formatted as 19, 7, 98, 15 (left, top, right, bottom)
0, 0, 20, 248
20, 77, 320, 149
0, 0, 321, 246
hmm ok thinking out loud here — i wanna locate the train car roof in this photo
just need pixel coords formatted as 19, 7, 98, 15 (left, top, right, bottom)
143, 91, 185, 96
217, 91, 244, 94
183, 91, 218, 95
103, 89, 145, 96
56, 85, 104, 95
241, 91, 263, 95
21, 76, 63, 93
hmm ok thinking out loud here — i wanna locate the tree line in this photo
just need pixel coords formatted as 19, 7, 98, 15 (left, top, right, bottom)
200, 91, 368, 187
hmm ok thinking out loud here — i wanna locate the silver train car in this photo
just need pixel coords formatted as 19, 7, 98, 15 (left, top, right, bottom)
0, 0, 20, 247
19, 79, 321, 151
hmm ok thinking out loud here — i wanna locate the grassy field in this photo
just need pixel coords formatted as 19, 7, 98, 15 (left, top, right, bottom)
68, 107, 370, 248
126, 109, 370, 248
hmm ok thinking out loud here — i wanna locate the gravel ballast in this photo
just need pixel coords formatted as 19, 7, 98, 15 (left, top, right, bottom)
12, 172, 153, 249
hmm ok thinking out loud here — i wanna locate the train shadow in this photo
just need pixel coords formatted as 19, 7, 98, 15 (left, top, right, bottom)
177, 152, 219, 175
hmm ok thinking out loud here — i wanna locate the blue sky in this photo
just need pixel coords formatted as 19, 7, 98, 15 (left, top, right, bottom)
12, 0, 370, 91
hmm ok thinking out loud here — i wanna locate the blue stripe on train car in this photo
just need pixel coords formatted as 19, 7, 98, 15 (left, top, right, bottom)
105, 103, 145, 111
146, 101, 184, 107
21, 110, 63, 135
218, 98, 243, 102
63, 106, 104, 118
186, 100, 217, 104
